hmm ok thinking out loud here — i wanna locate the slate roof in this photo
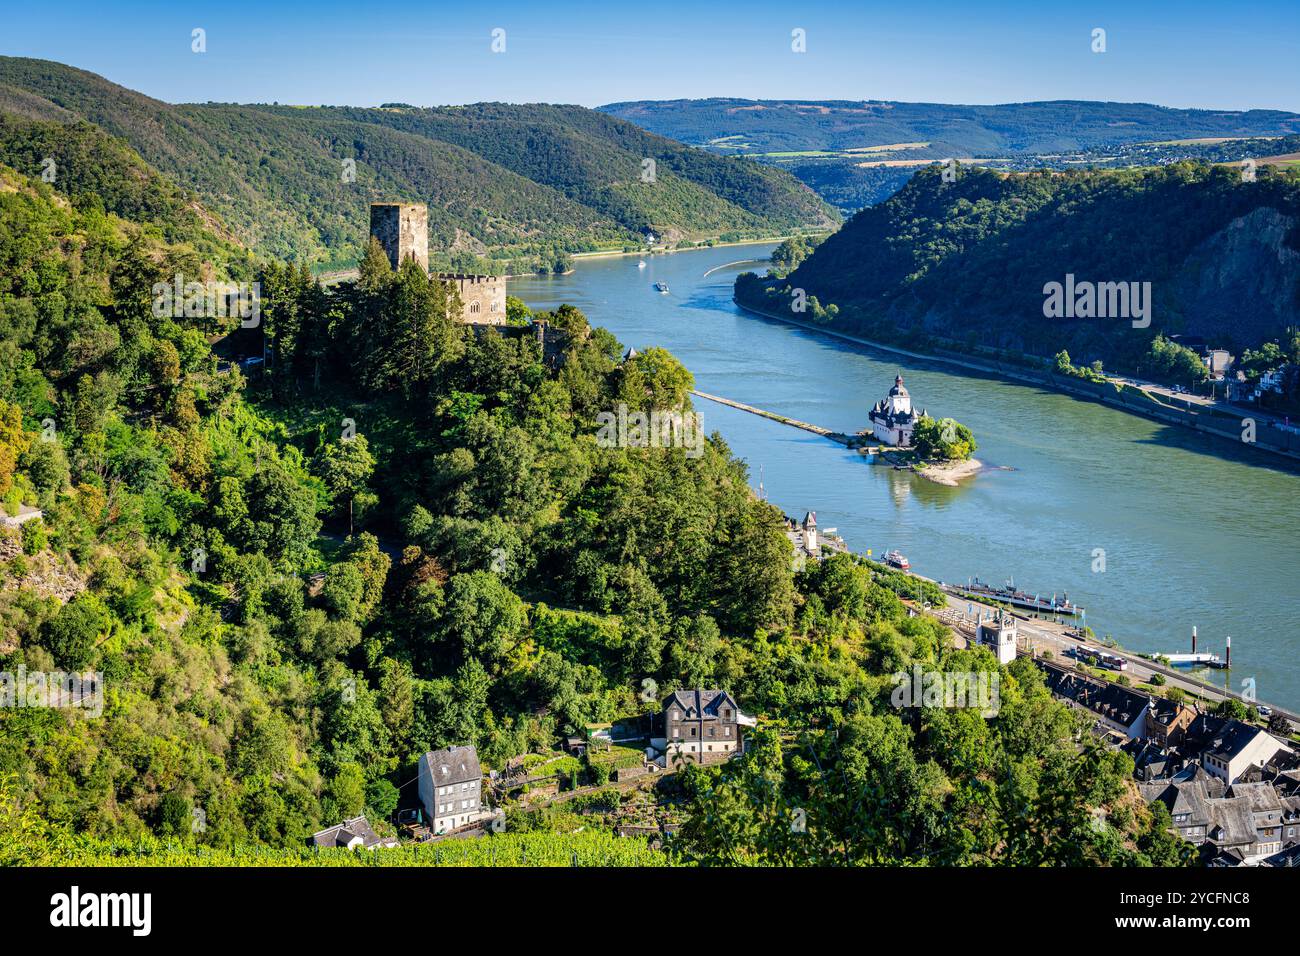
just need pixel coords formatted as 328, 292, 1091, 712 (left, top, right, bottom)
1141, 778, 1215, 828
311, 815, 392, 849
1262, 843, 1300, 867
1037, 662, 1148, 729
1229, 781, 1284, 816
1207, 795, 1256, 847
1205, 720, 1281, 763
422, 745, 482, 786
666, 689, 735, 720
1147, 698, 1194, 730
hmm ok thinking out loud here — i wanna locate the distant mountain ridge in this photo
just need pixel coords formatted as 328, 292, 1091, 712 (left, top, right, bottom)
599, 97, 1300, 156
0, 58, 835, 271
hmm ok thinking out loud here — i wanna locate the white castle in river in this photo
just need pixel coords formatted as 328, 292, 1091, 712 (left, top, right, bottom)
868, 374, 926, 446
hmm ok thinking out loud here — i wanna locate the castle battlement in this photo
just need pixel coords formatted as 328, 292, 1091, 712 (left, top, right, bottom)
433, 273, 500, 283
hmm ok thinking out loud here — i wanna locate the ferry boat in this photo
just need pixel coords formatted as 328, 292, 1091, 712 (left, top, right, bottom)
883, 550, 910, 571
944, 576, 1083, 616
654, 281, 669, 294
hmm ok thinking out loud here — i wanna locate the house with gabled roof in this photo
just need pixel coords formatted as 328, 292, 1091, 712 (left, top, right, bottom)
1035, 660, 1149, 738
1200, 720, 1292, 785
311, 815, 398, 850
1145, 697, 1197, 749
655, 689, 754, 766
418, 744, 485, 835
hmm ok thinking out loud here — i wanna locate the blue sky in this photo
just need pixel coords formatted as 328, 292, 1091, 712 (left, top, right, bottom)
2, 0, 1298, 111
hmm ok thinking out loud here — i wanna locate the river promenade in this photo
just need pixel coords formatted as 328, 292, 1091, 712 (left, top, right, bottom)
905, 576, 1300, 736
734, 299, 1300, 466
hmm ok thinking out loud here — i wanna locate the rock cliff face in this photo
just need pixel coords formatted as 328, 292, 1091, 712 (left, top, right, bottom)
1170, 206, 1300, 343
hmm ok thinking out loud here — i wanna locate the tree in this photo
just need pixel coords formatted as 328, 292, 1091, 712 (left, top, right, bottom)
365, 779, 400, 821
0, 399, 31, 497
315, 434, 376, 535
505, 295, 532, 327
1215, 698, 1249, 721
441, 572, 528, 672
156, 793, 193, 839
41, 594, 110, 669
328, 763, 367, 818
911, 415, 976, 461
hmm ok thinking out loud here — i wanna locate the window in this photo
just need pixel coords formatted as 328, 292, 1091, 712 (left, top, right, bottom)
724, 709, 731, 718
671, 710, 679, 720
490, 301, 499, 312
724, 727, 731, 737
470, 302, 480, 313
709, 727, 715, 737
691, 728, 696, 737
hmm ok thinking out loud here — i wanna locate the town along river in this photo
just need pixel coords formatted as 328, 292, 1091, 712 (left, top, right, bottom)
512, 243, 1300, 711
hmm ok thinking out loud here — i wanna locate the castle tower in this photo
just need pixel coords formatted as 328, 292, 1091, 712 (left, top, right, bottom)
369, 202, 429, 272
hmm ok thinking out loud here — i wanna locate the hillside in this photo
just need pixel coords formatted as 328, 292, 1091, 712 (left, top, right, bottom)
0, 145, 1184, 866
738, 162, 1300, 373
0, 113, 247, 266
603, 98, 1300, 213
0, 58, 836, 271
601, 97, 1300, 155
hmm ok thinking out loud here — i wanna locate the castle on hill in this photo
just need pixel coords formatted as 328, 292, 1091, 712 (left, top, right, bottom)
868, 374, 926, 446
368, 202, 576, 367
369, 202, 507, 325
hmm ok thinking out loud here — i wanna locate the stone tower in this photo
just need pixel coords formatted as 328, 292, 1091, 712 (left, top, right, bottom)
369, 202, 429, 272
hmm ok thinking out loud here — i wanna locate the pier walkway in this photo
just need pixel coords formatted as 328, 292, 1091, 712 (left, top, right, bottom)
690, 389, 880, 453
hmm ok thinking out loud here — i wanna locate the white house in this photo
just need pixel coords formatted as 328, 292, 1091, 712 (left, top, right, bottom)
310, 815, 397, 850
418, 745, 485, 834
1201, 722, 1293, 785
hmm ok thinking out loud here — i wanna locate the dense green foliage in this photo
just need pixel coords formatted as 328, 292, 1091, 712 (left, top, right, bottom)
0, 58, 835, 272
768, 234, 825, 277
911, 416, 976, 462
739, 162, 1300, 379
0, 141, 1184, 867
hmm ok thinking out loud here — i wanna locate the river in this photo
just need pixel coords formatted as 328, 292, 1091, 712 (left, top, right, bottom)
511, 243, 1300, 710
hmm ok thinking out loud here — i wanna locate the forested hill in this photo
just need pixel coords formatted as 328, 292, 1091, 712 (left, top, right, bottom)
738, 162, 1300, 372
600, 97, 1300, 155
1, 146, 1185, 866
0, 58, 836, 272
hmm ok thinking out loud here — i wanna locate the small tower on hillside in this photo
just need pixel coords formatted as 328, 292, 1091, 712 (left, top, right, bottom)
369, 202, 429, 272
976, 610, 1018, 665
801, 511, 818, 555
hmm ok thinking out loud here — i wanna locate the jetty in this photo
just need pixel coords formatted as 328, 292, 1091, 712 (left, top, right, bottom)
1162, 652, 1225, 668
690, 390, 880, 452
